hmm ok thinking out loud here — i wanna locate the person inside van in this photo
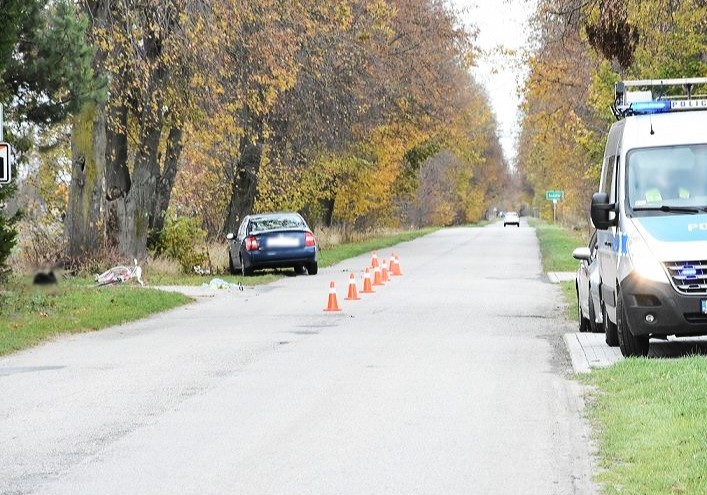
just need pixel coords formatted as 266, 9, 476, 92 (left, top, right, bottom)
631, 151, 693, 206
639, 167, 687, 203
634, 166, 669, 204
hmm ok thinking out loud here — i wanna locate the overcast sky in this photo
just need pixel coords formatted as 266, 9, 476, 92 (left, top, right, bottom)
449, 0, 538, 167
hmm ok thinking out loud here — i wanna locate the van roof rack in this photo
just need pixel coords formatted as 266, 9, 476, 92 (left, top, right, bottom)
612, 77, 707, 119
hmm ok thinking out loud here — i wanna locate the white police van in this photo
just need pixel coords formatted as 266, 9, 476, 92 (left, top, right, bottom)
591, 77, 707, 357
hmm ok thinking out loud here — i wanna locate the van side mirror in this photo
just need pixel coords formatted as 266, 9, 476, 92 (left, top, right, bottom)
572, 247, 591, 261
591, 192, 616, 230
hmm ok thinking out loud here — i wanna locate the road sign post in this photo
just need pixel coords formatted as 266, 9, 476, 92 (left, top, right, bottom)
0, 142, 10, 185
0, 104, 8, 185
545, 190, 564, 201
545, 190, 564, 223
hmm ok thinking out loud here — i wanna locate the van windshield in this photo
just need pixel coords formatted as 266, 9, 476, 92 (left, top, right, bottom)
627, 144, 707, 212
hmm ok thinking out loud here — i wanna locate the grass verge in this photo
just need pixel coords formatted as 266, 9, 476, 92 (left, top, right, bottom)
532, 219, 707, 494
530, 218, 588, 272
529, 219, 584, 320
0, 278, 190, 357
560, 279, 578, 322
318, 227, 438, 267
581, 358, 707, 494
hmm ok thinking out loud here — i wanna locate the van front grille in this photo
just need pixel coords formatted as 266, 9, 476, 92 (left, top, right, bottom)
664, 261, 707, 295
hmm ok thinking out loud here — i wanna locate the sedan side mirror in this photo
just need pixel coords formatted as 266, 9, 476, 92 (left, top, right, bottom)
590, 192, 616, 230
572, 247, 591, 261
226, 233, 234, 241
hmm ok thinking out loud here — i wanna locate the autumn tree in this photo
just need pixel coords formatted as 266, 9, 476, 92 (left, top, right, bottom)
171, 0, 505, 243
518, 0, 707, 226
1, 0, 96, 269
64, 0, 214, 260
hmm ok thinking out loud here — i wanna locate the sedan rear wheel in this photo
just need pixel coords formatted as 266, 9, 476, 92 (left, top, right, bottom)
228, 252, 237, 275
306, 262, 318, 275
240, 256, 254, 277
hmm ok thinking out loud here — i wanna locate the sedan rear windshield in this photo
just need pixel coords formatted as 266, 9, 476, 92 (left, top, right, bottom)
249, 215, 306, 234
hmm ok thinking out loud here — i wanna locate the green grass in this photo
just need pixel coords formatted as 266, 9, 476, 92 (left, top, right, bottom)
582, 358, 707, 494
529, 219, 583, 320
530, 218, 588, 272
533, 220, 707, 493
560, 280, 578, 322
318, 227, 438, 267
147, 272, 282, 287
0, 278, 190, 356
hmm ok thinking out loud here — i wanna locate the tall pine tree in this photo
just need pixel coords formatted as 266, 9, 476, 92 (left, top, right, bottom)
0, 0, 97, 276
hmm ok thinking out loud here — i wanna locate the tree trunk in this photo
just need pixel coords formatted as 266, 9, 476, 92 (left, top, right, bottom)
118, 125, 162, 260
65, 101, 106, 261
114, 27, 167, 260
65, 0, 111, 263
149, 126, 183, 245
105, 104, 130, 201
105, 102, 130, 249
224, 112, 264, 234
224, 140, 263, 234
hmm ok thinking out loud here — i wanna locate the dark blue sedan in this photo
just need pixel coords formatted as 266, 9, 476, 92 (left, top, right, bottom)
226, 212, 319, 276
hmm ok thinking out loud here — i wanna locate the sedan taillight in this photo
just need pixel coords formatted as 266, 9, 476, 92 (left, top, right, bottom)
245, 236, 259, 251
305, 232, 316, 247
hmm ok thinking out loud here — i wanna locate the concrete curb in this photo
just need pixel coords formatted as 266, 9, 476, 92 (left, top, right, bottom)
548, 271, 576, 283
564, 334, 591, 374
564, 332, 625, 373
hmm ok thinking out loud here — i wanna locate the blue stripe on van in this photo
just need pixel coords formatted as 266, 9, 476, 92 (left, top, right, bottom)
636, 214, 707, 242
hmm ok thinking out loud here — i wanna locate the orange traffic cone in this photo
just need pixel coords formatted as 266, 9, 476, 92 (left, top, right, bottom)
324, 281, 342, 312
362, 268, 375, 293
344, 273, 361, 300
381, 259, 390, 282
370, 251, 379, 268
391, 252, 403, 276
373, 265, 384, 286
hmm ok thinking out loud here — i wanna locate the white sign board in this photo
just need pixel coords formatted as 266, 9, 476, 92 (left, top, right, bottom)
0, 142, 10, 185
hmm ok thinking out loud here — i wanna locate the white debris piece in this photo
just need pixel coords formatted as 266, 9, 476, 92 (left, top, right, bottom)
202, 278, 243, 291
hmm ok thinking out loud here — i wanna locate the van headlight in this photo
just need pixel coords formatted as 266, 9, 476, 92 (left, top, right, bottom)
629, 233, 668, 283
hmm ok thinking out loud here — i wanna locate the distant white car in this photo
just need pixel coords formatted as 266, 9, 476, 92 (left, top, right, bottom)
503, 212, 520, 227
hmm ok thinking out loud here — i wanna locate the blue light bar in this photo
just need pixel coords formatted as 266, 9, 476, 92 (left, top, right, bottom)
629, 100, 672, 114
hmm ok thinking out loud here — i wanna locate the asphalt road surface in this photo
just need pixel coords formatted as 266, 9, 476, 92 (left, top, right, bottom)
1, 221, 597, 494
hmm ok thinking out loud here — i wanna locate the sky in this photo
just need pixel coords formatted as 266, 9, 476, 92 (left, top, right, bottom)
449, 0, 538, 167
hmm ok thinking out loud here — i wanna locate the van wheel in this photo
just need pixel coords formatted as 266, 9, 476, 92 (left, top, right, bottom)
602, 302, 619, 347
617, 292, 650, 357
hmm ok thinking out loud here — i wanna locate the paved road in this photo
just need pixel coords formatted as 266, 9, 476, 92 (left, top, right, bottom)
0, 221, 596, 494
